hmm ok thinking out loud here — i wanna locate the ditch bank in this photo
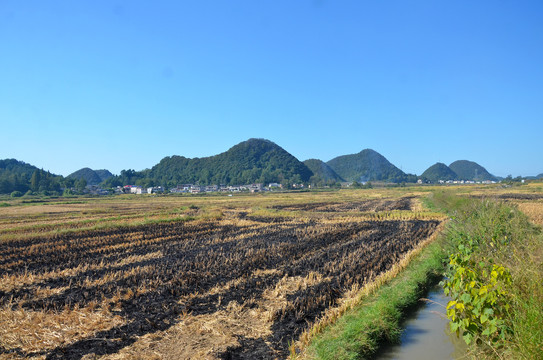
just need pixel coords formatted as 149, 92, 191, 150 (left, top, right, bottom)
375, 281, 467, 360
295, 222, 452, 359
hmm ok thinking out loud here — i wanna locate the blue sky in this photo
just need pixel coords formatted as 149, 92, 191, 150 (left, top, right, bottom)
1, 1, 542, 177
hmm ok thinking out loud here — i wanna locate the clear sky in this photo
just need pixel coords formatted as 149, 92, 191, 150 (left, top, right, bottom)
1, 1, 542, 177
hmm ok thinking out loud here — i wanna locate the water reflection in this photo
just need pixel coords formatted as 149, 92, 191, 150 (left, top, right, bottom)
377, 283, 468, 359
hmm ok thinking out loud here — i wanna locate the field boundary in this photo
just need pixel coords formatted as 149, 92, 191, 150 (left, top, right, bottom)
293, 219, 447, 359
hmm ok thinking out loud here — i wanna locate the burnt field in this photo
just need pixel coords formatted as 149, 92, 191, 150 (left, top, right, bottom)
0, 192, 443, 359
270, 196, 414, 212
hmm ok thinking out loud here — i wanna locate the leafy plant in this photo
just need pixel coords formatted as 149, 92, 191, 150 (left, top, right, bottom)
444, 253, 512, 345
441, 200, 515, 347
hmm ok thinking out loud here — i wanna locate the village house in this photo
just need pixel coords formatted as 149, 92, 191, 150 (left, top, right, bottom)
147, 186, 164, 194
205, 185, 219, 192
248, 183, 263, 192
190, 185, 202, 194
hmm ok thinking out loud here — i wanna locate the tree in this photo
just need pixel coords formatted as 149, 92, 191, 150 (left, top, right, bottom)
30, 170, 41, 191
75, 178, 87, 192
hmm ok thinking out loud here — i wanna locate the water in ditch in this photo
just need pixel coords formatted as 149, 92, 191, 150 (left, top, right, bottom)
376, 282, 468, 360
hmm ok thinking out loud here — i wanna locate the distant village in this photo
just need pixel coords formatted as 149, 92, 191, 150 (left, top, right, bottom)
418, 179, 498, 185
84, 183, 290, 196
82, 178, 501, 196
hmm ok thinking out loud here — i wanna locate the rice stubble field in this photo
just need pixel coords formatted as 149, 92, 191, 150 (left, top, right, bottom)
0, 190, 446, 359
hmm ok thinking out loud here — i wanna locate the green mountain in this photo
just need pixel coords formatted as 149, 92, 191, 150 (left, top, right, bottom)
67, 168, 113, 185
67, 168, 103, 185
0, 158, 43, 176
303, 159, 344, 183
449, 160, 497, 181
421, 162, 458, 182
109, 138, 314, 188
95, 169, 113, 182
0, 159, 63, 194
326, 149, 408, 183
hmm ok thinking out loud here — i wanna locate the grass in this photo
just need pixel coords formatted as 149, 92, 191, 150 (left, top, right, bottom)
429, 190, 543, 359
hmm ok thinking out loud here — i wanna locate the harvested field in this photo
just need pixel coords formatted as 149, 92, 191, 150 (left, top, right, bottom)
516, 201, 543, 226
469, 192, 543, 201
270, 196, 415, 212
0, 192, 444, 359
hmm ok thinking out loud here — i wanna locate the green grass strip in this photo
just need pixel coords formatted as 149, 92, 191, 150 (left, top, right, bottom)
306, 235, 446, 359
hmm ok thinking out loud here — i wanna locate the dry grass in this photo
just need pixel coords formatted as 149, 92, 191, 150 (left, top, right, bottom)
515, 201, 543, 226
0, 304, 124, 357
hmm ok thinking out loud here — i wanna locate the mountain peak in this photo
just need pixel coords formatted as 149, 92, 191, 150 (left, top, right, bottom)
327, 149, 407, 183
147, 138, 312, 186
449, 160, 497, 181
421, 163, 458, 182
67, 168, 113, 185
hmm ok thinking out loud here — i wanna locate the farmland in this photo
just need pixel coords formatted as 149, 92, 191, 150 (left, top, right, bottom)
1, 189, 446, 359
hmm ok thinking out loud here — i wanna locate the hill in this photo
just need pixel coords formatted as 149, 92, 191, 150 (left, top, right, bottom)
95, 169, 113, 182
449, 160, 497, 181
109, 138, 314, 188
303, 159, 344, 183
421, 162, 458, 182
67, 168, 113, 185
0, 159, 41, 177
67, 168, 103, 185
326, 149, 408, 183
0, 159, 62, 194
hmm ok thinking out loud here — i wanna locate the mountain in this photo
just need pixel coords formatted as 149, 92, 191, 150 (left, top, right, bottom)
67, 168, 102, 185
68, 168, 114, 185
449, 160, 497, 181
0, 159, 41, 177
421, 162, 458, 182
326, 149, 408, 183
121, 138, 314, 187
94, 170, 113, 182
0, 159, 62, 194
303, 159, 344, 183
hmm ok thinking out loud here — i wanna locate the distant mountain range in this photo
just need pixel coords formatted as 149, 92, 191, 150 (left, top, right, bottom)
1, 138, 541, 194
101, 138, 313, 188
420, 161, 497, 182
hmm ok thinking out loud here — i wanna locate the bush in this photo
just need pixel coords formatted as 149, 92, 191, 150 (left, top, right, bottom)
437, 194, 542, 358
10, 191, 22, 198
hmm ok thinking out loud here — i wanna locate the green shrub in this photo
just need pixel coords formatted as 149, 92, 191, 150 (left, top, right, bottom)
443, 251, 512, 345
438, 194, 542, 358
